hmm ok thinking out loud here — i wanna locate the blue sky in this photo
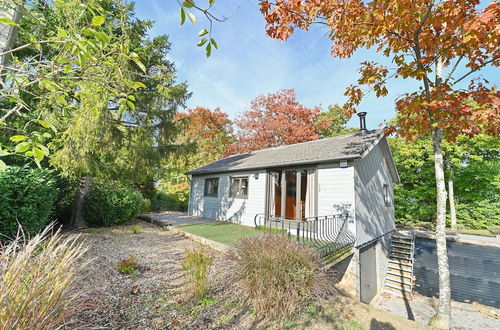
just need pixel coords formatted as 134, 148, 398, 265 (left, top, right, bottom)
135, 1, 499, 129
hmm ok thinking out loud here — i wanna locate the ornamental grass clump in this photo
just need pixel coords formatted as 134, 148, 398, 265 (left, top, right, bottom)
182, 247, 214, 299
233, 235, 333, 320
0, 224, 88, 329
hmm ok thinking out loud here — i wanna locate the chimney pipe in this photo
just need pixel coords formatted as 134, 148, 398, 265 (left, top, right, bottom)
357, 112, 367, 132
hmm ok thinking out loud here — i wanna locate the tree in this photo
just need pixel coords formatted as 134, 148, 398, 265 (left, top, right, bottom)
159, 106, 232, 210
260, 1, 499, 327
228, 89, 324, 154
1, 0, 189, 226
316, 104, 357, 138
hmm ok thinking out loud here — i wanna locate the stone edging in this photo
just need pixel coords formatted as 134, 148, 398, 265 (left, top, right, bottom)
167, 226, 232, 253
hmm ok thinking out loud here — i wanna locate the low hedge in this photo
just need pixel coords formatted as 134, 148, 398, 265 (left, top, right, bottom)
82, 185, 143, 227
0, 166, 59, 239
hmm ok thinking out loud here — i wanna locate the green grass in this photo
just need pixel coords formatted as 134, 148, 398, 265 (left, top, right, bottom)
174, 222, 267, 246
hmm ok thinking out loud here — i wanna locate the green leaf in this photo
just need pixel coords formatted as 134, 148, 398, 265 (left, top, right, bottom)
15, 142, 30, 153
128, 95, 136, 101
205, 42, 212, 57
132, 58, 147, 73
57, 28, 68, 38
10, 135, 27, 142
209, 0, 215, 5
187, 11, 196, 25
182, 1, 195, 8
0, 18, 18, 26
131, 81, 147, 89
0, 159, 6, 172
95, 31, 111, 44
127, 100, 136, 112
198, 29, 209, 36
210, 38, 218, 49
36, 119, 51, 128
180, 7, 186, 25
0, 149, 9, 157
33, 147, 44, 162
197, 38, 208, 47
91, 16, 105, 27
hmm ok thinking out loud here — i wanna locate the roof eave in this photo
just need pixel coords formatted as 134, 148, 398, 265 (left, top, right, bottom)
185, 154, 361, 176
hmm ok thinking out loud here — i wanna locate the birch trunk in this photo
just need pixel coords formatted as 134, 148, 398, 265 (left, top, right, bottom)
447, 164, 457, 231
431, 127, 451, 329
70, 176, 92, 228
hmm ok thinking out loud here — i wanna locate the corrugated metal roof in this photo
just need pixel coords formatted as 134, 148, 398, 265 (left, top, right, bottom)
186, 129, 384, 175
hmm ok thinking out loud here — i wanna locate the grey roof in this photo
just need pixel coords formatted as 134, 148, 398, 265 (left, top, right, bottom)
186, 129, 387, 176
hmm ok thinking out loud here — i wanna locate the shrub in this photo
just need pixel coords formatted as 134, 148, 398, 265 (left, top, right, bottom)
233, 235, 333, 320
83, 185, 143, 227
0, 166, 59, 240
117, 256, 139, 276
131, 225, 142, 234
0, 223, 88, 329
182, 247, 214, 299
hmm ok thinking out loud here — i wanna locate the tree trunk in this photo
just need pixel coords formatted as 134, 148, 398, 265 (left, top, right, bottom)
70, 176, 92, 228
447, 164, 457, 231
431, 128, 451, 329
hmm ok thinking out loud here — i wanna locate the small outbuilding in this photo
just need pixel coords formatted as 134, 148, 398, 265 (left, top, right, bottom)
186, 115, 400, 303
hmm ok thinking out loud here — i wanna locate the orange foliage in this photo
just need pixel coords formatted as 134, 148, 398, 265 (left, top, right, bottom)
227, 89, 324, 155
259, 0, 499, 141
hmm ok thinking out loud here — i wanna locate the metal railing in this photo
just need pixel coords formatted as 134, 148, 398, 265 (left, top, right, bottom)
254, 213, 356, 259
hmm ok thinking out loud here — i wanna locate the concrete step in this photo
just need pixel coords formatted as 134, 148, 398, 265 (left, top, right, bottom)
389, 255, 413, 263
390, 250, 413, 258
388, 261, 412, 271
393, 235, 413, 242
386, 273, 413, 284
384, 285, 413, 296
387, 270, 413, 279
385, 279, 412, 291
392, 243, 413, 251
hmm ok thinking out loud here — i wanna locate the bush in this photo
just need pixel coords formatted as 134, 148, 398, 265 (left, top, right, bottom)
0, 223, 87, 329
131, 225, 142, 234
182, 247, 214, 299
0, 166, 59, 239
233, 235, 333, 320
117, 256, 139, 276
83, 185, 143, 227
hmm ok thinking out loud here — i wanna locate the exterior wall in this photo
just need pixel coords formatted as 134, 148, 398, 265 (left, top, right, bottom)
317, 161, 356, 234
375, 233, 392, 293
0, 1, 20, 66
188, 170, 267, 227
354, 139, 396, 247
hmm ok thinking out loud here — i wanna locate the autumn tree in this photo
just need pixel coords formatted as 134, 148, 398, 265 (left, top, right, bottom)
159, 107, 232, 210
228, 89, 324, 154
260, 1, 499, 328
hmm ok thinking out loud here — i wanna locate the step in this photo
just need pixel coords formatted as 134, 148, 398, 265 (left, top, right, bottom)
389, 254, 413, 262
390, 250, 413, 258
385, 280, 412, 291
392, 240, 413, 247
387, 270, 413, 279
388, 262, 413, 271
392, 243, 413, 251
384, 285, 413, 296
386, 273, 413, 284
392, 235, 413, 242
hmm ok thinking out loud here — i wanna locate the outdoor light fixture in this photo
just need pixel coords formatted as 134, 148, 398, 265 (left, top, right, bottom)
254, 173, 259, 180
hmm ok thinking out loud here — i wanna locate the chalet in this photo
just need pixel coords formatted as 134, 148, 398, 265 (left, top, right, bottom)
186, 113, 400, 303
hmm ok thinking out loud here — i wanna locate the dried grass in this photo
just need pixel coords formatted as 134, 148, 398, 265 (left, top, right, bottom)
182, 246, 214, 299
0, 224, 88, 329
232, 234, 335, 321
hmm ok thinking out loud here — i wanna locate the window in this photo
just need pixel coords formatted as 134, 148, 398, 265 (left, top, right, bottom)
204, 178, 219, 197
230, 176, 249, 199
383, 183, 390, 205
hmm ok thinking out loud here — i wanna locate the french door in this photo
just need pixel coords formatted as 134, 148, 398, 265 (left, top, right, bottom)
267, 169, 316, 220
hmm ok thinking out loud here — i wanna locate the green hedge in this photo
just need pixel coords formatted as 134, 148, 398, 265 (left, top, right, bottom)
82, 185, 143, 227
0, 166, 59, 239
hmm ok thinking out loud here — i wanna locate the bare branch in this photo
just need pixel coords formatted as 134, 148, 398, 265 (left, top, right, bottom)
453, 58, 499, 85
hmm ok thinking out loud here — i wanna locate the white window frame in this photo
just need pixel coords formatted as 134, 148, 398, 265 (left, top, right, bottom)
230, 176, 249, 199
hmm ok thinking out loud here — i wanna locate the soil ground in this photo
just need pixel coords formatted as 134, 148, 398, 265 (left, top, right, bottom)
66, 219, 428, 329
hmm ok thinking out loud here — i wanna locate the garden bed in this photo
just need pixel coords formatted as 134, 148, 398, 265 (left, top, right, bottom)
65, 219, 424, 329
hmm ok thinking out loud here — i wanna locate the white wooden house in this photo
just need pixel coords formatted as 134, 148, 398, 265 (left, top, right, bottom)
186, 115, 400, 303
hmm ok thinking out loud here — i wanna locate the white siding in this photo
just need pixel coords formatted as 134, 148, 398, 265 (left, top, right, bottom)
317, 162, 356, 234
188, 170, 267, 227
354, 138, 396, 246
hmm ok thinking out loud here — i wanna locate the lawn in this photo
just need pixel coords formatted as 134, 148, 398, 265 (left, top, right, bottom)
174, 221, 266, 246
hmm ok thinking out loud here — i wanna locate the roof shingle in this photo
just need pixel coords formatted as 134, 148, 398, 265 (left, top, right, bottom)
186, 129, 383, 175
